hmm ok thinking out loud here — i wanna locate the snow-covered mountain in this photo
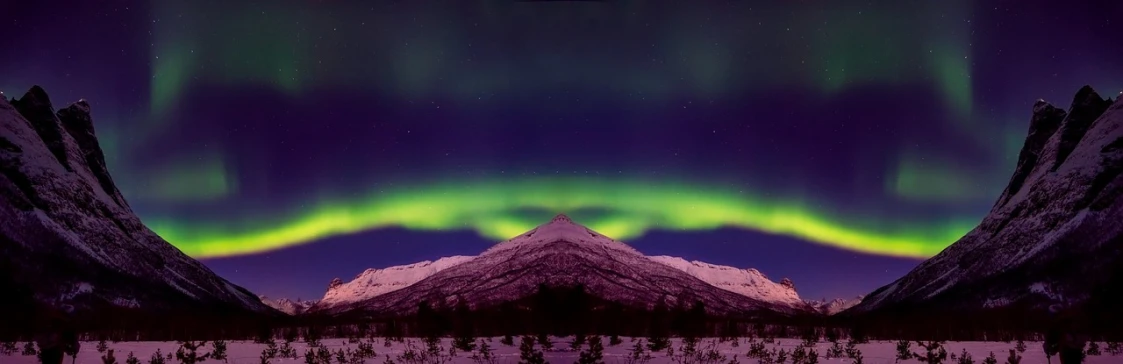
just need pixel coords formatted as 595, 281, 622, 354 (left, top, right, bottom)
0, 86, 273, 325
805, 296, 863, 315
312, 214, 810, 316
319, 256, 475, 308
259, 296, 318, 315
850, 86, 1123, 319
646, 256, 804, 308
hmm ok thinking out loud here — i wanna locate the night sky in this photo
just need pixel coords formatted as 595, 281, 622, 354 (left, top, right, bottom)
3, 0, 1121, 302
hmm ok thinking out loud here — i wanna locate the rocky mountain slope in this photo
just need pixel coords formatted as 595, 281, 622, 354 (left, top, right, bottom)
0, 86, 273, 326
805, 296, 863, 315
319, 256, 475, 308
849, 86, 1123, 320
311, 214, 810, 316
259, 296, 317, 315
646, 256, 804, 308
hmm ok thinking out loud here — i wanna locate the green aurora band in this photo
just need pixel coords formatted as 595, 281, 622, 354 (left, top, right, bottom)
146, 178, 977, 260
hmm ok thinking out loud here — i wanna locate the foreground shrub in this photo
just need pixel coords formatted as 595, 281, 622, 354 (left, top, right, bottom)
1004, 349, 1021, 364
626, 339, 652, 364
210, 341, 227, 362
149, 349, 167, 364
175, 341, 211, 364
912, 341, 948, 364
895, 341, 912, 363
576, 336, 604, 364
518, 336, 545, 364
982, 352, 997, 364
101, 349, 118, 364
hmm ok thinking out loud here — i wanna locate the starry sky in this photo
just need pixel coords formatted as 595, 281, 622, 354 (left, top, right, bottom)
2, 0, 1121, 302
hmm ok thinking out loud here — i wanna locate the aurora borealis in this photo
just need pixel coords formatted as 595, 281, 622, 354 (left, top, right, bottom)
148, 177, 978, 259
3, 0, 1121, 300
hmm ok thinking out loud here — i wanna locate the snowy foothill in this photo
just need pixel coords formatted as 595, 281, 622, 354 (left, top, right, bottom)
2, 337, 1119, 364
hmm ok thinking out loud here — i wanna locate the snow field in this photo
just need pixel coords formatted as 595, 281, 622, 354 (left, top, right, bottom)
2, 337, 1119, 364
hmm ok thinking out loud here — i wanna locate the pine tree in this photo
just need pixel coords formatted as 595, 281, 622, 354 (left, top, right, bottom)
500, 335, 514, 346
576, 336, 604, 364
303, 348, 315, 364
646, 329, 670, 352
282, 328, 298, 343
1106, 342, 1122, 355
957, 349, 974, 364
210, 341, 228, 363
627, 340, 652, 364
827, 341, 844, 358
64, 340, 80, 363
790, 345, 807, 363
912, 341, 948, 364
609, 335, 622, 347
102, 349, 118, 364
537, 333, 553, 351
470, 339, 497, 364
262, 339, 278, 359
356, 340, 376, 359
1044, 331, 1061, 362
279, 340, 298, 359
571, 333, 588, 351
97, 339, 109, 353
21, 342, 36, 356
807, 349, 819, 364
314, 346, 330, 364
518, 336, 545, 364
982, 352, 998, 364
1015, 340, 1026, 353
845, 340, 861, 359
1004, 349, 1021, 364
1087, 341, 1102, 356
0, 341, 16, 355
1060, 343, 1086, 364
895, 341, 912, 363
149, 349, 167, 364
175, 341, 211, 364
825, 328, 840, 344
423, 336, 443, 360
126, 351, 141, 364
850, 325, 870, 344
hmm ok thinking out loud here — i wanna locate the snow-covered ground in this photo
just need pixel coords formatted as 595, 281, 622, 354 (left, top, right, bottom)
2, 337, 1117, 364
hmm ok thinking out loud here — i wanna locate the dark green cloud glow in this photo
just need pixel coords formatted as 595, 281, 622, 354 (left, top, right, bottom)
888, 153, 987, 203
147, 178, 976, 259
135, 153, 234, 202
147, 1, 976, 111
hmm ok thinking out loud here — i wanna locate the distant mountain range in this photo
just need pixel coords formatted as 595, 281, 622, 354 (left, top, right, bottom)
805, 296, 864, 315
0, 86, 273, 329
259, 295, 317, 315
310, 214, 814, 317
849, 86, 1123, 326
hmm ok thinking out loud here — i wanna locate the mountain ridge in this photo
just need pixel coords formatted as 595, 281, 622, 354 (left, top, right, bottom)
0, 86, 274, 328
849, 85, 1123, 322
312, 214, 812, 316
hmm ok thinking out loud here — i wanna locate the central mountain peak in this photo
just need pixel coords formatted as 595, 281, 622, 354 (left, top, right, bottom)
315, 214, 809, 316
490, 213, 626, 253
550, 213, 573, 223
